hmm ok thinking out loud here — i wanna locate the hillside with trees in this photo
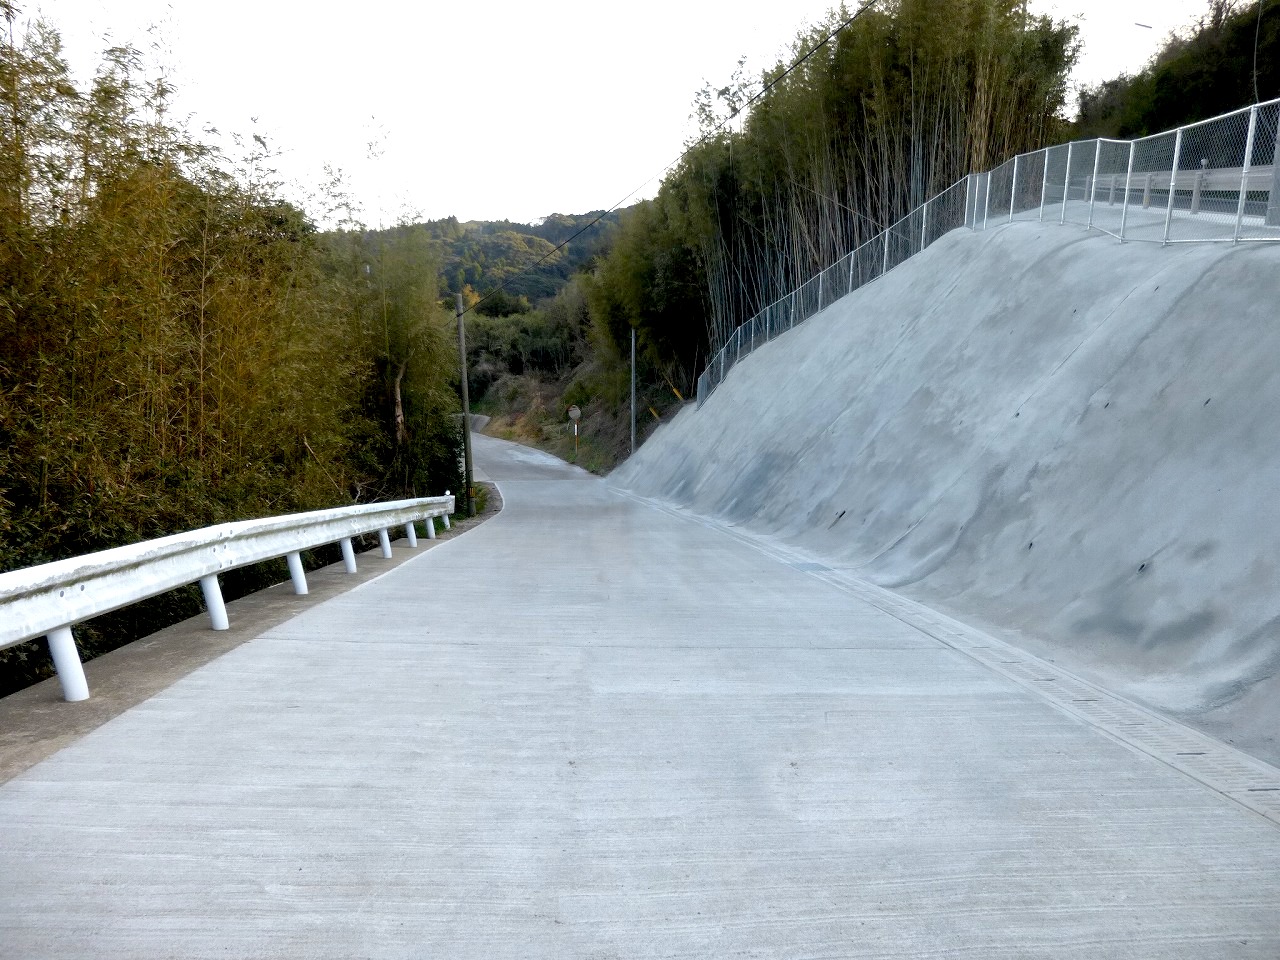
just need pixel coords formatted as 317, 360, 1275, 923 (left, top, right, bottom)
0, 4, 463, 692
1076, 0, 1278, 138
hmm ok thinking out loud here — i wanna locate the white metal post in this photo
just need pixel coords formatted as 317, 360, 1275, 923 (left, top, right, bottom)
404, 522, 418, 548
1061, 142, 1073, 224
378, 528, 392, 559
921, 198, 930, 249
1008, 154, 1019, 223
1038, 150, 1049, 220
200, 574, 229, 631
1119, 141, 1137, 241
1235, 105, 1259, 242
442, 512, 450, 530
983, 170, 992, 229
47, 625, 89, 702
1163, 127, 1184, 244
286, 551, 308, 595
882, 230, 890, 274
817, 273, 824, 312
1087, 141, 1103, 228
426, 517, 437, 539
340, 537, 357, 573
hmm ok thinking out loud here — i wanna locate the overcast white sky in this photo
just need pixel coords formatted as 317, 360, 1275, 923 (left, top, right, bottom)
41, 0, 1213, 225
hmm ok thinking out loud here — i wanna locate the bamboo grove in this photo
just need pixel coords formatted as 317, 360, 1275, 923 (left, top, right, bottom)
0, 5, 462, 690
587, 0, 1079, 390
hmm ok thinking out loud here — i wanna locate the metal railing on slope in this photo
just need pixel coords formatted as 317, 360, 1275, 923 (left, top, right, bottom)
0, 495, 455, 702
696, 96, 1280, 407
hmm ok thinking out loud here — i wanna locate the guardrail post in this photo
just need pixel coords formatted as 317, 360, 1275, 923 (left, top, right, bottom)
1119, 140, 1136, 241
1163, 127, 1184, 244
1190, 159, 1207, 214
47, 626, 90, 702
286, 551, 308, 595
1061, 142, 1073, 223
200, 574, 229, 631
442, 512, 451, 531
378, 528, 393, 559
1235, 105, 1259, 241
340, 538, 357, 573
426, 516, 438, 539
404, 522, 418, 548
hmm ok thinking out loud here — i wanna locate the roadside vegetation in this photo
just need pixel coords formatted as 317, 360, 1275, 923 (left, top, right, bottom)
2, 0, 1269, 694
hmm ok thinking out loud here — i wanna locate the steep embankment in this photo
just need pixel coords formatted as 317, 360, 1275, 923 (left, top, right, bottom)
612, 221, 1280, 764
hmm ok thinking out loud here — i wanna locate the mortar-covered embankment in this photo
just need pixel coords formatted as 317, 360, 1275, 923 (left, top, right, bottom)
612, 221, 1280, 765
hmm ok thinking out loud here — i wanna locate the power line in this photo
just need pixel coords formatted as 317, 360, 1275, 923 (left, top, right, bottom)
463, 0, 881, 319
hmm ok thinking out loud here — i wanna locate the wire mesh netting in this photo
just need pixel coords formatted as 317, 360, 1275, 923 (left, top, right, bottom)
696, 98, 1279, 407
1011, 150, 1047, 222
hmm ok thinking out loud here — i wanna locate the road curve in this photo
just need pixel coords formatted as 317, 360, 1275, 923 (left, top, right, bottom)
1, 433, 1278, 958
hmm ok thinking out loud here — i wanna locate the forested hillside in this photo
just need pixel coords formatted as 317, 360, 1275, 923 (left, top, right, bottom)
1076, 0, 1278, 138
0, 5, 462, 691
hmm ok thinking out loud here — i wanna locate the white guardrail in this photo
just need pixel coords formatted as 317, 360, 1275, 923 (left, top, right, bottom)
0, 494, 455, 702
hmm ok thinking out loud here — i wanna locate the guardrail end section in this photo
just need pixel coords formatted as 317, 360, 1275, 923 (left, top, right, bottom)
47, 625, 90, 702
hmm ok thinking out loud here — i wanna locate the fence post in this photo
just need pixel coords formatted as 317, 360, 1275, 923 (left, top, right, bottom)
1163, 127, 1184, 244
983, 170, 992, 230
921, 197, 930, 249
1119, 140, 1136, 241
1038, 149, 1050, 220
965, 174, 974, 228
1061, 141, 1073, 224
1235, 105, 1259, 241
47, 626, 90, 702
817, 273, 824, 312
1009, 155, 1019, 223
882, 229, 891, 274
1087, 141, 1103, 228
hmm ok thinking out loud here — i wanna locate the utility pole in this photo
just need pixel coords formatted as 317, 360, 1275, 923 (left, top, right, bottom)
630, 327, 636, 456
456, 293, 475, 517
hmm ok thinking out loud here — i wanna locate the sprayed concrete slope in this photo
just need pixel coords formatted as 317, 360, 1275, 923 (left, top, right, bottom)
612, 221, 1280, 766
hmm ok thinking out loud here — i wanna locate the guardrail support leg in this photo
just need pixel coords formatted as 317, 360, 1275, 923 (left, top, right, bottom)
378, 528, 393, 559
426, 517, 438, 539
405, 522, 418, 548
47, 626, 90, 702
340, 538, 357, 573
442, 513, 451, 531
200, 575, 229, 631
286, 551, 308, 595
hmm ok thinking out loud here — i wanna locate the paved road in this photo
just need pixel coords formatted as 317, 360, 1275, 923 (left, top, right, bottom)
2, 434, 1279, 958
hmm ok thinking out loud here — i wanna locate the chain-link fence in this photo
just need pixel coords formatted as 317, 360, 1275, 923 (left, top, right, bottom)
695, 97, 1280, 407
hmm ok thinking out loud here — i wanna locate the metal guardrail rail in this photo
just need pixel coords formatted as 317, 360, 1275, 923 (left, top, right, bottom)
695, 97, 1280, 407
0, 494, 455, 702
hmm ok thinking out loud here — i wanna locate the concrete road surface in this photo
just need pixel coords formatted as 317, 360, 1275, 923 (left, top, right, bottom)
2, 433, 1278, 958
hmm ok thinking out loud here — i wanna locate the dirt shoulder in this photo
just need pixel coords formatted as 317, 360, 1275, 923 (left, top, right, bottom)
0, 483, 502, 785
